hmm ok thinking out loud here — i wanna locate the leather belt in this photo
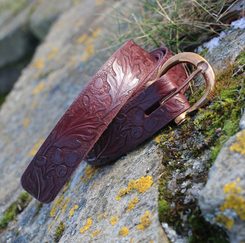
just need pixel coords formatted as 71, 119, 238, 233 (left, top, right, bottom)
21, 40, 215, 203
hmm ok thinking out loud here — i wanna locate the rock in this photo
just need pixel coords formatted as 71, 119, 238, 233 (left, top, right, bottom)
0, 1, 36, 95
198, 17, 245, 73
0, 0, 168, 242
0, 0, 84, 95
199, 130, 245, 243
0, 2, 35, 69
198, 20, 245, 243
240, 112, 245, 130
29, 0, 77, 40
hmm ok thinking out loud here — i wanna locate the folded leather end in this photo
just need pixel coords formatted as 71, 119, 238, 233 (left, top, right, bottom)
21, 169, 54, 204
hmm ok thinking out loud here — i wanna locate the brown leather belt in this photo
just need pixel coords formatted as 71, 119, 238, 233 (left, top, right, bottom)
21, 40, 215, 203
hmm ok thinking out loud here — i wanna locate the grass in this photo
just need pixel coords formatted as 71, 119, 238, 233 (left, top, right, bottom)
0, 192, 32, 230
110, 0, 240, 52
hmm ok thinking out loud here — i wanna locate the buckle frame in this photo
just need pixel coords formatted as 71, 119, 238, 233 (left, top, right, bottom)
149, 52, 215, 124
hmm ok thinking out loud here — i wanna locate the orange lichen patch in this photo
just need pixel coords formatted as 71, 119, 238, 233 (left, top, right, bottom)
81, 165, 97, 182
136, 211, 152, 230
91, 229, 101, 237
76, 28, 101, 62
127, 197, 139, 212
22, 118, 30, 128
28, 138, 44, 157
69, 204, 79, 218
47, 47, 59, 60
154, 135, 161, 144
33, 58, 45, 70
116, 176, 153, 200
32, 82, 46, 95
219, 179, 245, 222
216, 214, 234, 230
80, 218, 93, 234
110, 215, 119, 226
119, 226, 129, 237
230, 130, 245, 155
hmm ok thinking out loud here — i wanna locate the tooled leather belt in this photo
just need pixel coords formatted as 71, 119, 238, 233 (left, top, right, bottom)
21, 40, 215, 203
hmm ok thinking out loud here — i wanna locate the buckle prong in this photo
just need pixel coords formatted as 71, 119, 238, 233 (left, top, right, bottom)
154, 52, 215, 124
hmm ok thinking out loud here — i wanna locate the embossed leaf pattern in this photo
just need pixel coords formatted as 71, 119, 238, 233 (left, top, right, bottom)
22, 41, 162, 202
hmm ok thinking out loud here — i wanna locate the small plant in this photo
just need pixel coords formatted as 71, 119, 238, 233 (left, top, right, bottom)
54, 221, 65, 242
110, 0, 238, 52
0, 192, 32, 230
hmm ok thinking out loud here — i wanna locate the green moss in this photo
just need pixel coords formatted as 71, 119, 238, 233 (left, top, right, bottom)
157, 52, 244, 240
0, 0, 28, 15
54, 221, 65, 243
188, 210, 229, 243
158, 199, 170, 222
0, 95, 6, 107
0, 192, 32, 230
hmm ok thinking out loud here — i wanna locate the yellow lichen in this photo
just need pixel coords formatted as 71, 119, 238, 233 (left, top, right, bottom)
33, 58, 45, 70
216, 214, 234, 230
69, 204, 79, 218
97, 212, 107, 221
47, 47, 59, 60
130, 238, 135, 243
28, 138, 44, 157
61, 197, 70, 214
223, 179, 242, 194
81, 165, 97, 182
80, 218, 93, 234
154, 135, 161, 144
49, 195, 70, 218
230, 130, 245, 155
119, 226, 129, 237
221, 194, 245, 220
50, 195, 64, 218
95, 0, 104, 5
76, 28, 101, 62
110, 215, 119, 226
220, 179, 245, 222
127, 197, 139, 212
22, 117, 30, 128
136, 211, 152, 230
32, 82, 46, 95
116, 176, 153, 200
69, 204, 78, 218
91, 229, 101, 237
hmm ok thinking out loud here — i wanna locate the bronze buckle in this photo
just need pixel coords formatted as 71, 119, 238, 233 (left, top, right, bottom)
150, 52, 215, 124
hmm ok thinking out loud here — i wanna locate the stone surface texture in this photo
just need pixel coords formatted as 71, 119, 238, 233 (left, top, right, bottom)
198, 19, 245, 243
0, 0, 168, 242
0, 0, 244, 242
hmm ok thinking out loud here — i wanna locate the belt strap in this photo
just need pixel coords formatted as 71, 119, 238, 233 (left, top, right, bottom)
21, 40, 215, 203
